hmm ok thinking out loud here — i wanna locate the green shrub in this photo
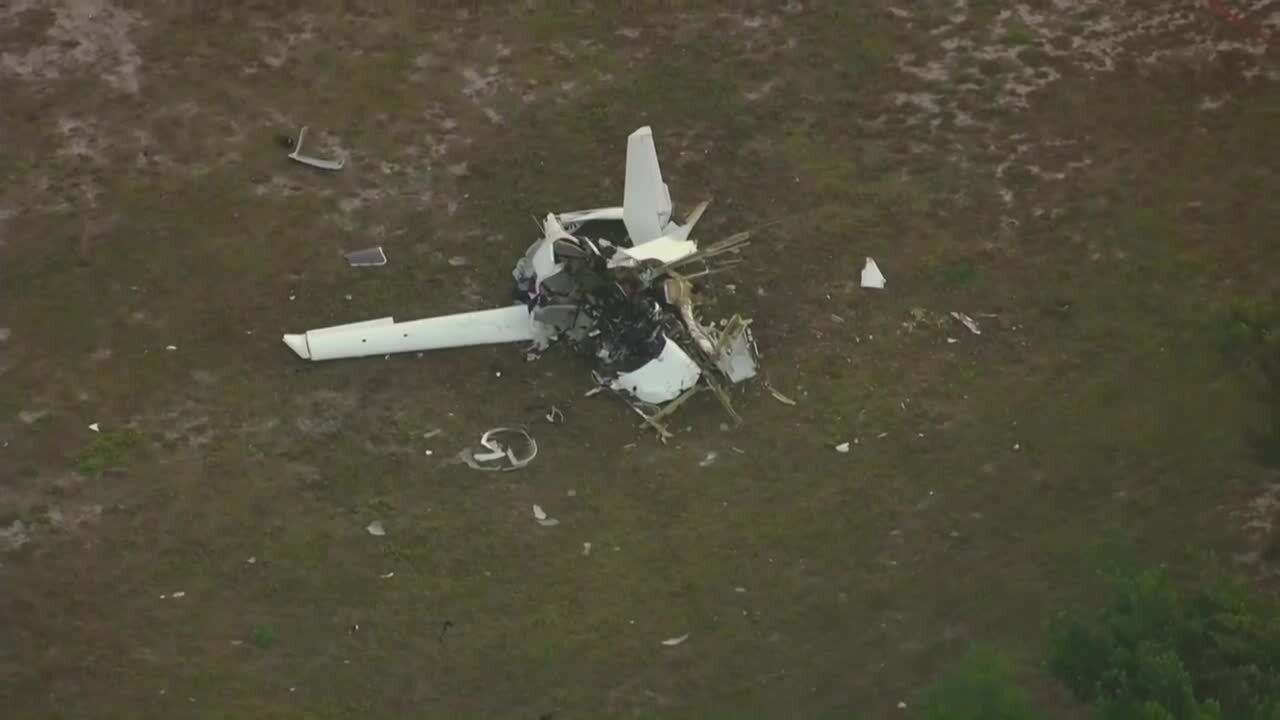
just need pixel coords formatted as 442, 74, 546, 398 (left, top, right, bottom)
919, 650, 1041, 720
1222, 293, 1280, 468
1049, 568, 1280, 720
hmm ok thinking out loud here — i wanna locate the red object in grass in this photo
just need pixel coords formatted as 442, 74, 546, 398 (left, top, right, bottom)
1205, 0, 1280, 49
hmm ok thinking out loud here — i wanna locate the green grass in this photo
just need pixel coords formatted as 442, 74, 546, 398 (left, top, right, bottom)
919, 651, 1040, 720
0, 3, 1277, 719
72, 431, 140, 476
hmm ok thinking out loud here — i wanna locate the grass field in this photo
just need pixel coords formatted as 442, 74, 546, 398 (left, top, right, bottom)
1, 2, 1278, 717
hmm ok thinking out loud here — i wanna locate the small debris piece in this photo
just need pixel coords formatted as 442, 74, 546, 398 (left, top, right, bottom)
462, 427, 538, 471
171, 591, 186, 599
366, 520, 386, 537
764, 381, 797, 406
380, 571, 395, 579
582, 542, 592, 556
567, 489, 577, 497
537, 518, 560, 527
165, 345, 178, 351
344, 246, 387, 267
533, 504, 547, 521
950, 311, 981, 335
447, 255, 469, 267
422, 428, 443, 439
898, 701, 908, 709
734, 587, 747, 593
699, 451, 719, 467
286, 126, 345, 170
861, 257, 886, 289
835, 442, 850, 453
946, 337, 958, 344
88, 423, 100, 432
246, 556, 256, 564
545, 406, 565, 424
661, 633, 690, 647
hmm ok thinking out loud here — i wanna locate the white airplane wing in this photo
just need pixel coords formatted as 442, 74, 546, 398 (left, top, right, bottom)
623, 126, 673, 245
282, 306, 534, 361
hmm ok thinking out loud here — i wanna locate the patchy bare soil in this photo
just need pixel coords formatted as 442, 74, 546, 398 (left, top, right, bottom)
1, 1, 1278, 717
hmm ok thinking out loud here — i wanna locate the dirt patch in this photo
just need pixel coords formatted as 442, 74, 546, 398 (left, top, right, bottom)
0, 0, 144, 93
293, 390, 358, 438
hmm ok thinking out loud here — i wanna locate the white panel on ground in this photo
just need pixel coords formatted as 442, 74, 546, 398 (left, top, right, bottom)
283, 306, 534, 361
609, 336, 702, 403
623, 126, 673, 245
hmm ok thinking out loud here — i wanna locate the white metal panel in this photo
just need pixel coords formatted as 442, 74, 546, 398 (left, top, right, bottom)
609, 335, 702, 403
286, 306, 534, 361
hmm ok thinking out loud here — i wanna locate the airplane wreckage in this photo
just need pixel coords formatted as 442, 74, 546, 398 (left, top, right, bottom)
282, 127, 761, 439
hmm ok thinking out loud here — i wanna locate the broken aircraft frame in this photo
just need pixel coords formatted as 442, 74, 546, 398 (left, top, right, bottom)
282, 126, 760, 437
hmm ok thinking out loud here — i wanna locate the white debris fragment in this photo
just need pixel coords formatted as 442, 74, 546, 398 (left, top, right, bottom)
533, 505, 547, 521
462, 427, 538, 471
171, 591, 186, 599
366, 520, 386, 537
246, 556, 256, 564
699, 451, 719, 467
861, 258, 886, 289
898, 701, 908, 709
950, 311, 981, 335
946, 337, 958, 344
835, 442, 850, 453
545, 406, 565, 424
88, 423, 100, 433
764, 382, 798, 406
582, 542, 592, 556
422, 429, 443, 439
734, 587, 747, 593
661, 633, 690, 647
287, 126, 345, 170
344, 246, 387, 267
380, 571, 395, 579
165, 345, 178, 351
447, 256, 469, 267
537, 518, 560, 527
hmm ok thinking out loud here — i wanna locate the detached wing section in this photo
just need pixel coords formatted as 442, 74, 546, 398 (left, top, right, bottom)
622, 126, 673, 245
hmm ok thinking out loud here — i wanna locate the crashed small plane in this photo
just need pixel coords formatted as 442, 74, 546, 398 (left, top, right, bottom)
282, 127, 759, 437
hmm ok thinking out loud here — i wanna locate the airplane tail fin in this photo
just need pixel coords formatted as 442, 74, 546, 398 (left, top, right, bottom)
622, 126, 673, 245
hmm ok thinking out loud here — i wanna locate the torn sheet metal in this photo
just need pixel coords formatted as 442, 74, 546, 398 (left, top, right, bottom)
283, 126, 766, 435
609, 336, 702, 404
287, 126, 346, 170
344, 246, 387, 267
861, 257, 886, 289
714, 323, 759, 384
462, 427, 537, 471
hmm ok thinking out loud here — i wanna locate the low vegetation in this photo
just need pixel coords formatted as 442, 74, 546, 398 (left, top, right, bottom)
921, 566, 1280, 719
1222, 294, 1280, 468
